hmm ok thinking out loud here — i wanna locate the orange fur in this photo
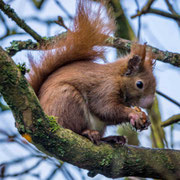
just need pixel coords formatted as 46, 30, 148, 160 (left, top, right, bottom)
28, 0, 156, 144
29, 0, 115, 94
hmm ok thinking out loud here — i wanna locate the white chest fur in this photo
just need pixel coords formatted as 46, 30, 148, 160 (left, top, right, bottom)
84, 95, 106, 133
82, 96, 106, 133
87, 111, 106, 133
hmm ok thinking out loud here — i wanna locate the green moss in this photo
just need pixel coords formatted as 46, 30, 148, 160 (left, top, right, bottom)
58, 147, 65, 157
26, 129, 32, 134
47, 115, 60, 132
136, 159, 140, 163
18, 124, 25, 132
164, 51, 169, 57
100, 154, 113, 166
174, 54, 178, 60
152, 48, 159, 54
4, 4, 10, 10
42, 36, 48, 40
17, 62, 30, 75
37, 118, 43, 123
126, 42, 131, 49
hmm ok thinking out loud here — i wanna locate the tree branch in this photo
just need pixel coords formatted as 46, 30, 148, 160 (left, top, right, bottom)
4, 34, 180, 68
156, 90, 180, 108
108, 37, 180, 67
0, 46, 180, 179
5, 33, 67, 56
54, 0, 73, 20
0, 0, 44, 43
164, 0, 180, 27
161, 114, 180, 127
131, 0, 180, 23
148, 8, 180, 22
131, 0, 156, 18
5, 40, 38, 56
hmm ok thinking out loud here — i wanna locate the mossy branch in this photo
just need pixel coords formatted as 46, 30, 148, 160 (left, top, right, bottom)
0, 47, 180, 179
5, 34, 180, 68
108, 37, 180, 67
0, 0, 44, 43
5, 33, 67, 56
6, 40, 38, 56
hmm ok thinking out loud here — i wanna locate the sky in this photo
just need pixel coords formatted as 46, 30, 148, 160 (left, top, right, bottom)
0, 0, 180, 179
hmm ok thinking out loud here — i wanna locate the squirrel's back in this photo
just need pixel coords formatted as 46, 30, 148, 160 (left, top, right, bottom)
28, 0, 115, 94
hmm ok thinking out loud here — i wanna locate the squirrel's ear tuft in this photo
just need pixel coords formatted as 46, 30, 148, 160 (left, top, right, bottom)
130, 43, 146, 61
145, 48, 156, 69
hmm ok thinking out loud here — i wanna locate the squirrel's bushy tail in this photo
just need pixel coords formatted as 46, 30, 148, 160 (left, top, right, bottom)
28, 0, 115, 94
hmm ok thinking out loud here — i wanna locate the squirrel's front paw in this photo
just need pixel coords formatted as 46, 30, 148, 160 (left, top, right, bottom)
129, 107, 151, 131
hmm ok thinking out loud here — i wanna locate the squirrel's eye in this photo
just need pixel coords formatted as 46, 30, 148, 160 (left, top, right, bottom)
136, 80, 143, 89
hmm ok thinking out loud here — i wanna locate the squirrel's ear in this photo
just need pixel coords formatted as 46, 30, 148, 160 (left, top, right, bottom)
123, 55, 143, 76
122, 43, 146, 76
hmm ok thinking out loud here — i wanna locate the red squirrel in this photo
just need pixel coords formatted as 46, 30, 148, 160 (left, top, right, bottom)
28, 0, 156, 144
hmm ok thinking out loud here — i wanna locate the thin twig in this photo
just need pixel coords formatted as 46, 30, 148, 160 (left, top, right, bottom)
148, 8, 180, 22
55, 16, 69, 30
0, 159, 43, 178
164, 0, 180, 26
0, 0, 44, 42
156, 90, 180, 108
131, 0, 180, 23
165, 0, 177, 14
46, 168, 59, 180
161, 114, 180, 127
134, 0, 141, 40
32, 0, 46, 9
131, 0, 156, 18
54, 0, 73, 20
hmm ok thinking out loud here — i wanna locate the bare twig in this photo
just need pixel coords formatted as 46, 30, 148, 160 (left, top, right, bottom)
134, 0, 141, 40
143, 0, 156, 11
0, 0, 44, 42
161, 114, 180, 127
0, 129, 63, 179
46, 168, 59, 180
131, 0, 156, 18
0, 30, 25, 40
55, 16, 69, 30
148, 8, 180, 22
0, 159, 43, 178
32, 0, 46, 9
165, 0, 178, 15
54, 0, 73, 20
131, 0, 180, 23
156, 90, 180, 108
164, 0, 180, 26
